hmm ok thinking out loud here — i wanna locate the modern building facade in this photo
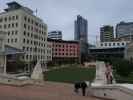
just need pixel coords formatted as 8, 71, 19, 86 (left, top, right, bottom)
74, 15, 88, 43
74, 15, 88, 63
100, 25, 114, 42
48, 38, 80, 64
116, 21, 133, 41
0, 2, 48, 64
48, 30, 62, 40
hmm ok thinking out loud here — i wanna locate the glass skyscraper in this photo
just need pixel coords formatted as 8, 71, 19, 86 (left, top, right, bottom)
74, 15, 88, 63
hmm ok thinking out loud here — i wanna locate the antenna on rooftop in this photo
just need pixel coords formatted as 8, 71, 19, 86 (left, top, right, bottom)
35, 8, 38, 16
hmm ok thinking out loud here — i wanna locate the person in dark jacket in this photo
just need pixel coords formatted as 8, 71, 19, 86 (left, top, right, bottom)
74, 82, 81, 93
81, 81, 87, 96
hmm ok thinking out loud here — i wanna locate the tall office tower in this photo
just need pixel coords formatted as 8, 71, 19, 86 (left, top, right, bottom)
74, 15, 88, 43
116, 21, 133, 41
74, 15, 88, 63
48, 30, 62, 40
0, 2, 48, 64
100, 25, 114, 42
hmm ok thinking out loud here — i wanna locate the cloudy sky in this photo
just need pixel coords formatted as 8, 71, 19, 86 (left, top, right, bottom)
0, 0, 133, 44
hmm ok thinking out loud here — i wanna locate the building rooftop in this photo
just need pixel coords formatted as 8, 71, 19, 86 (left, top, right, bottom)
47, 38, 79, 44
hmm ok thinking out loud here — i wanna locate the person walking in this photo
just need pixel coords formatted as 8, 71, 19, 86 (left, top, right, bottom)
81, 81, 87, 96
74, 82, 81, 93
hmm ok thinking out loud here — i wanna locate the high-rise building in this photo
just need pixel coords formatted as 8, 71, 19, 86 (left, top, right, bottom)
100, 25, 114, 42
74, 15, 88, 43
0, 2, 48, 64
48, 30, 62, 40
116, 21, 133, 41
74, 15, 88, 63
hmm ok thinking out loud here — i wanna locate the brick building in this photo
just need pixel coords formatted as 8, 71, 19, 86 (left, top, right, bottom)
48, 39, 80, 64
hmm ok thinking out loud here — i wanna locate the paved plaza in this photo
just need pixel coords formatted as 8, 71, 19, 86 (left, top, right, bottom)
0, 82, 104, 100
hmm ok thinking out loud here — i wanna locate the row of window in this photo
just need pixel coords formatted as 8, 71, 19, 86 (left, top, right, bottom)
101, 42, 126, 46
7, 30, 18, 35
23, 31, 46, 41
23, 39, 45, 47
7, 38, 18, 43
23, 54, 45, 60
23, 24, 46, 35
24, 16, 46, 29
23, 46, 45, 53
53, 53, 77, 56
0, 15, 18, 22
54, 49, 78, 52
0, 23, 18, 29
53, 44, 77, 48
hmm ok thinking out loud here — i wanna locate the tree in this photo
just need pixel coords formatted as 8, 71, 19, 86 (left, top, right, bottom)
109, 58, 133, 77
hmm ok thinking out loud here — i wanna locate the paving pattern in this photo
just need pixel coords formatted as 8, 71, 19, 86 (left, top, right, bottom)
0, 82, 104, 100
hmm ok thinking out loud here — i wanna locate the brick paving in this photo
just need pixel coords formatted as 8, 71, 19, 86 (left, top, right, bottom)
0, 82, 104, 100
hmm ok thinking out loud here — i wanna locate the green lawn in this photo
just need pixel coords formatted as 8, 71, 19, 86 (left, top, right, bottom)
45, 67, 95, 83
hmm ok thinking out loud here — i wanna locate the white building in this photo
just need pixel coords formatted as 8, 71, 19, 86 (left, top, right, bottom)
0, 2, 47, 64
48, 30, 62, 40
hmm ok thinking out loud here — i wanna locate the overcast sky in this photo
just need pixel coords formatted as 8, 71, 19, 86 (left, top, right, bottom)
1, 0, 133, 44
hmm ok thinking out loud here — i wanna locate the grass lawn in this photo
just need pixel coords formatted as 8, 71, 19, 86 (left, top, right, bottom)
45, 67, 95, 83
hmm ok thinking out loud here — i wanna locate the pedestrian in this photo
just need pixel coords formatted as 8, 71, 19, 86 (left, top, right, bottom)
81, 81, 87, 96
74, 82, 81, 93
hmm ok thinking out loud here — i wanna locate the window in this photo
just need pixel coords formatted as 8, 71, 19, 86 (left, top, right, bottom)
27, 47, 29, 51
16, 15, 18, 20
8, 24, 10, 28
24, 16, 27, 21
23, 46, 25, 50
31, 40, 33, 44
12, 31, 14, 35
27, 39, 29, 44
117, 43, 120, 46
122, 43, 125, 45
109, 43, 111, 46
23, 39, 25, 43
0, 25, 2, 29
8, 31, 10, 35
113, 43, 115, 46
24, 31, 26, 36
28, 18, 30, 23
27, 32, 30, 37
16, 23, 18, 27
8, 16, 11, 21
11, 39, 13, 43
8, 39, 9, 43
12, 16, 15, 20
4, 17, 7, 22
24, 24, 26, 29
12, 23, 14, 28
105, 43, 107, 46
15, 38, 17, 42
